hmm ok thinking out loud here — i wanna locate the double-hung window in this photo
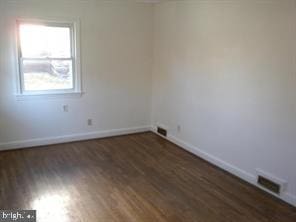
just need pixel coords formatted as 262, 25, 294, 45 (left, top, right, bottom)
16, 19, 81, 96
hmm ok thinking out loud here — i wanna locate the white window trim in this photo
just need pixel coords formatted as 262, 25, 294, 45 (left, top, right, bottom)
15, 18, 82, 99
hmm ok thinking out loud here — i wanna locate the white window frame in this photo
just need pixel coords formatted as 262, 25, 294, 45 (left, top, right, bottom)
16, 18, 82, 98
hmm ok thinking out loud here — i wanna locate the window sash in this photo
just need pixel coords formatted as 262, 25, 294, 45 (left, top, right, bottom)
19, 58, 76, 93
18, 22, 74, 59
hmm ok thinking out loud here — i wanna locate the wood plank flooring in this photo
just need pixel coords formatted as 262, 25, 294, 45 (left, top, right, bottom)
0, 132, 295, 222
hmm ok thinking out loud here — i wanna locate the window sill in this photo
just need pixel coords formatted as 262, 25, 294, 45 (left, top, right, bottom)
16, 91, 84, 101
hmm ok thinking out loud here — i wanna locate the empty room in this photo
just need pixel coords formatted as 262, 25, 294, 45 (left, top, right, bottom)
0, 0, 295, 221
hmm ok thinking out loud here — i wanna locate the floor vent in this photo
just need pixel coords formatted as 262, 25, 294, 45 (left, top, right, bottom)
257, 176, 281, 194
157, 127, 167, 137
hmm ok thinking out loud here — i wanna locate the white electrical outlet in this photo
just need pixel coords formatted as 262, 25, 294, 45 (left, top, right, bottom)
63, 105, 69, 112
177, 125, 181, 132
88, 119, 93, 126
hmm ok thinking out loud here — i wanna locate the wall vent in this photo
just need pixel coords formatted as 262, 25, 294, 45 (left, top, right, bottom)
257, 176, 281, 194
157, 127, 167, 137
256, 169, 287, 195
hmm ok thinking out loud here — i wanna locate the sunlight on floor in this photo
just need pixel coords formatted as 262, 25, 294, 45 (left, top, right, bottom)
31, 192, 71, 222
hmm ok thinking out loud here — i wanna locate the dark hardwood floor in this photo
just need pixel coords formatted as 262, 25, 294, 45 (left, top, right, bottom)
0, 132, 295, 222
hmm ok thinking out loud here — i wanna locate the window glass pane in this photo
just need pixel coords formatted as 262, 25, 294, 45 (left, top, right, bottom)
19, 24, 71, 58
23, 60, 73, 91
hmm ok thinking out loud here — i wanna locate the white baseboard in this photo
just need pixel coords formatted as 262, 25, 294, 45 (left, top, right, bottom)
151, 127, 296, 207
0, 126, 151, 151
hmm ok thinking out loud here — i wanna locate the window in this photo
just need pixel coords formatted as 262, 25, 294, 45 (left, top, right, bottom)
16, 19, 81, 97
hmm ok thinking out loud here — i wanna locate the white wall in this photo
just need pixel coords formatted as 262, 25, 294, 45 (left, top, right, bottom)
0, 0, 153, 146
152, 0, 296, 205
